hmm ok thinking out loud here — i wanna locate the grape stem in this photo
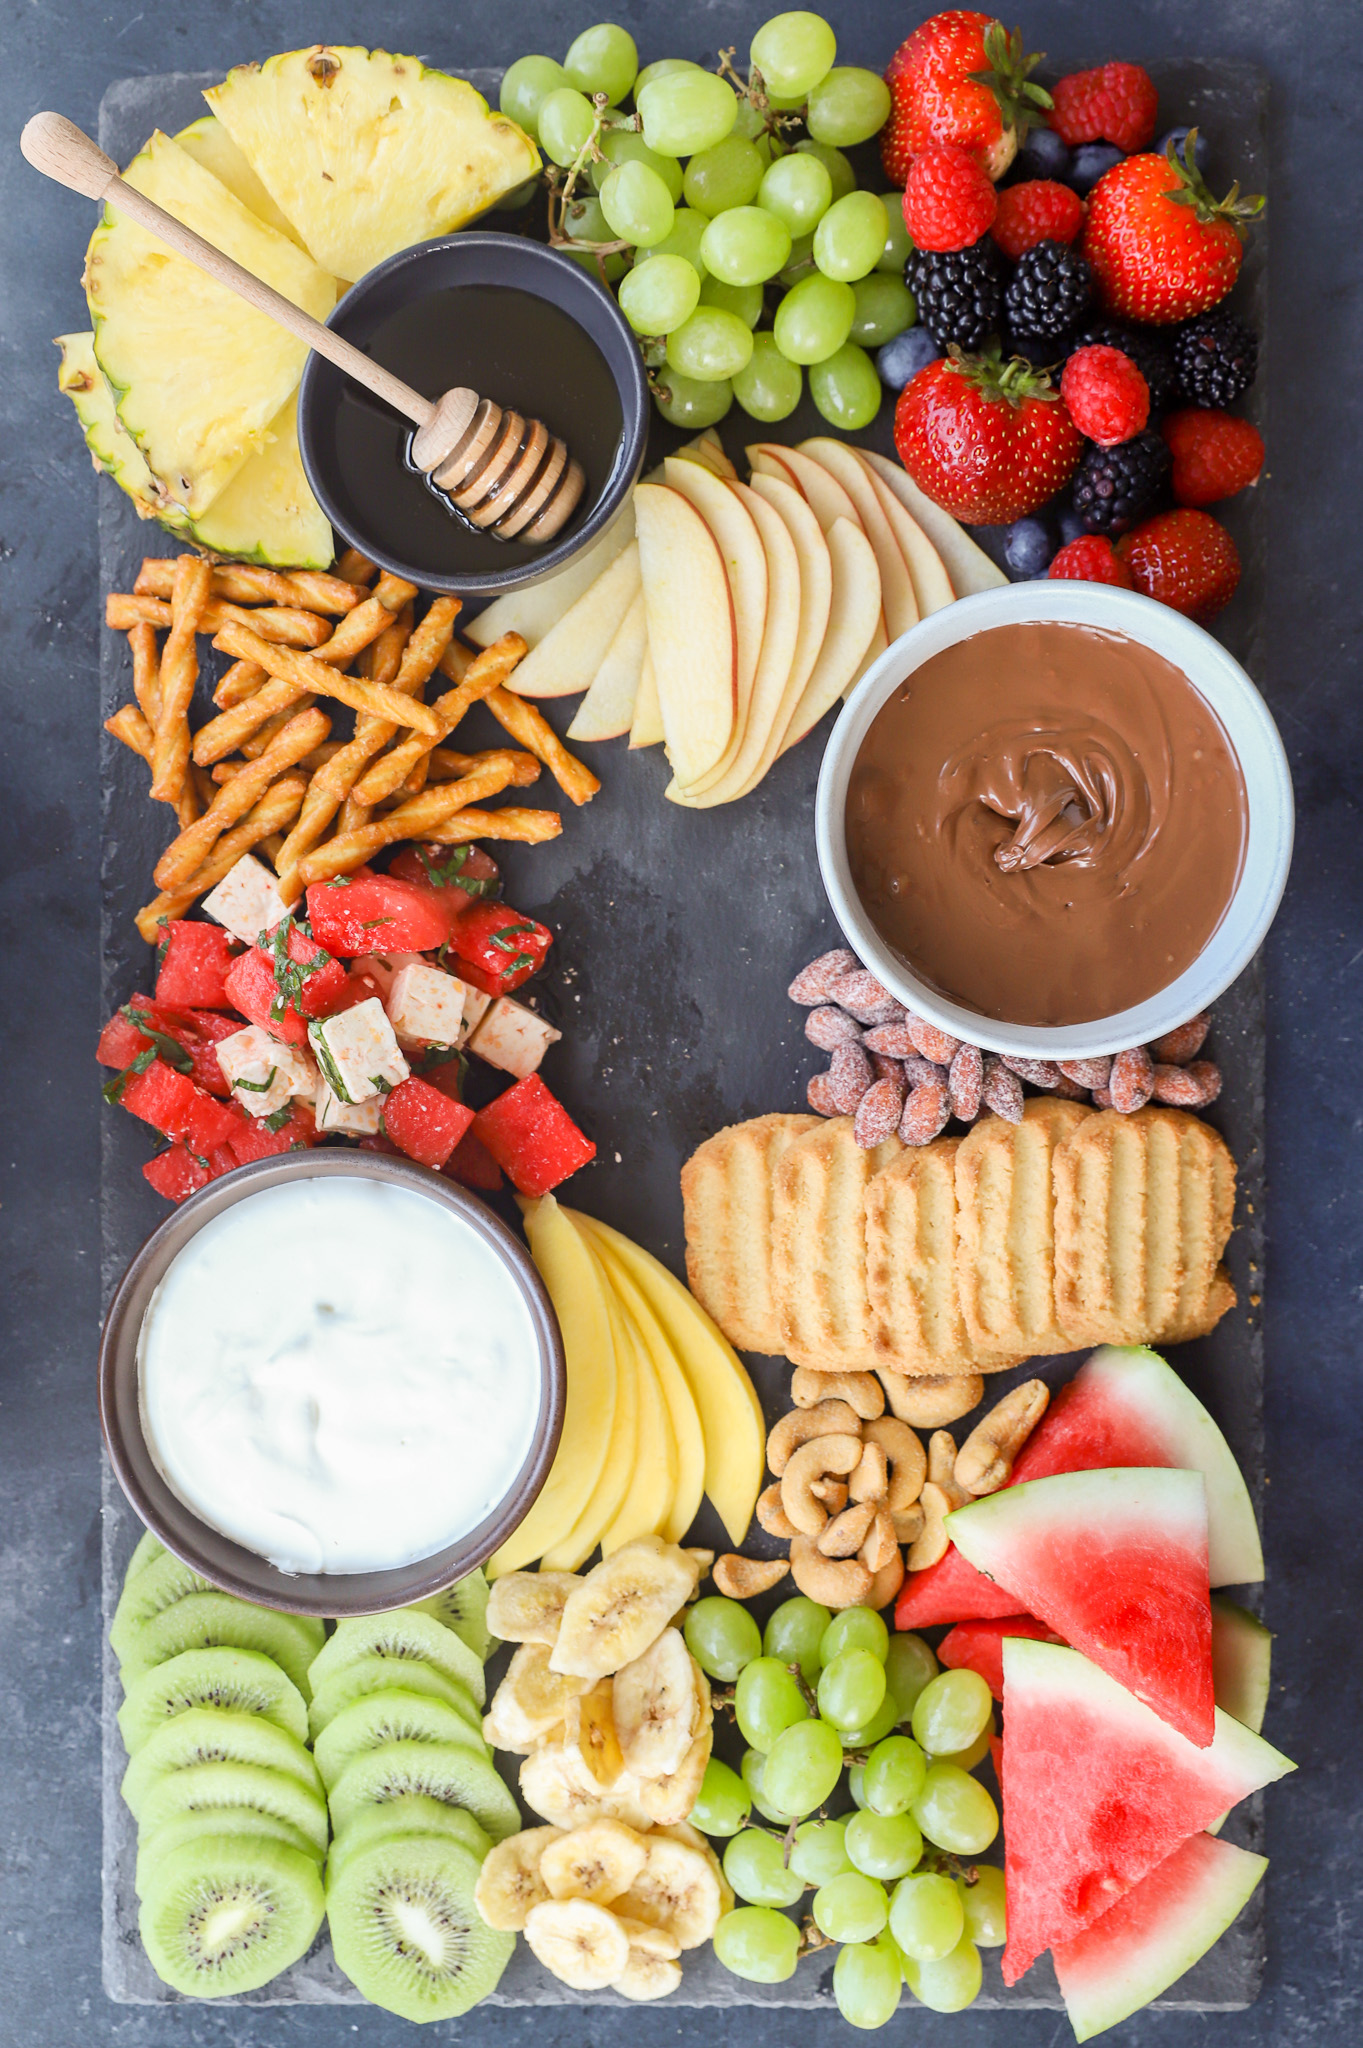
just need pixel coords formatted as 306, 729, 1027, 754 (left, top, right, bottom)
796, 1917, 836, 1959
544, 93, 638, 280
714, 47, 803, 145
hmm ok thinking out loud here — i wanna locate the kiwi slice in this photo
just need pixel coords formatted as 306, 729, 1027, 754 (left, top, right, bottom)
135, 1808, 320, 1898
134, 1759, 330, 1856
139, 1834, 324, 1997
326, 1796, 491, 1882
309, 1612, 486, 1709
328, 1740, 521, 1845
119, 1648, 309, 1755
314, 1689, 486, 1794
122, 1707, 323, 1821
308, 1656, 481, 1743
118, 1593, 324, 1699
109, 1551, 214, 1665
125, 1529, 167, 1582
326, 1833, 512, 2021
414, 1571, 492, 1663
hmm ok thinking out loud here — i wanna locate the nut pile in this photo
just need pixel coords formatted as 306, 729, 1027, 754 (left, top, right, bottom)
789, 948, 1222, 1149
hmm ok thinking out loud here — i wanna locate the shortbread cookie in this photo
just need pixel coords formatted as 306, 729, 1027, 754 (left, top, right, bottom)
681, 1113, 820, 1353
772, 1118, 900, 1369
955, 1098, 1093, 1356
866, 1141, 1024, 1375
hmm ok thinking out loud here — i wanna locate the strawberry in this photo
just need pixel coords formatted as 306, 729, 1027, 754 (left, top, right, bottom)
881, 12, 1051, 184
1049, 535, 1135, 586
1060, 344, 1150, 445
990, 178, 1084, 260
1050, 63, 1159, 153
1083, 132, 1264, 325
893, 346, 1084, 524
1161, 408, 1265, 506
1117, 508, 1240, 619
902, 147, 998, 252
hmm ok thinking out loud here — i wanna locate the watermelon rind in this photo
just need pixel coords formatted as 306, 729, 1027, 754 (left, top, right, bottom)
1210, 1596, 1272, 1735
1053, 1831, 1268, 2042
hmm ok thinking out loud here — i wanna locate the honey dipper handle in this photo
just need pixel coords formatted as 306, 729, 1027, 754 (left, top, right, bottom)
21, 111, 434, 430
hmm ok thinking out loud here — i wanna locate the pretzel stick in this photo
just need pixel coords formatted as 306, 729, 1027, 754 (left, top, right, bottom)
154, 706, 331, 890
108, 699, 199, 827
241, 698, 317, 758
134, 559, 368, 613
134, 776, 309, 942
351, 634, 527, 806
128, 622, 161, 723
484, 686, 601, 807
295, 755, 539, 886
213, 659, 269, 709
335, 546, 377, 585
423, 805, 563, 846
148, 555, 212, 803
332, 604, 417, 840
107, 592, 331, 650
209, 621, 445, 743
212, 741, 344, 781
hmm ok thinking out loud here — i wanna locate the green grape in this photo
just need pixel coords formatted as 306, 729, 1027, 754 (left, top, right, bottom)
634, 58, 702, 100
492, 177, 539, 212
820, 1607, 889, 1667
814, 192, 889, 283
690, 1756, 752, 1838
713, 1906, 801, 1984
499, 56, 569, 142
592, 129, 683, 202
685, 1595, 763, 1680
619, 253, 700, 336
884, 1634, 938, 1722
563, 23, 638, 106
654, 369, 733, 429
818, 1648, 887, 1734
723, 1828, 807, 1908
837, 1691, 903, 1751
701, 275, 764, 328
740, 1743, 801, 1825
911, 1669, 992, 1759
912, 1764, 1000, 1857
862, 1734, 927, 1817
734, 1656, 809, 1751
833, 1934, 904, 2030
764, 1596, 831, 1685
683, 136, 766, 216
937, 1711, 995, 1774
758, 151, 833, 234
958, 1864, 1007, 1948
638, 71, 739, 157
845, 1808, 923, 1882
567, 246, 628, 282
563, 193, 612, 244
889, 1872, 965, 1963
732, 332, 803, 421
763, 1715, 844, 1815
750, 12, 838, 99
700, 206, 791, 287
903, 1932, 983, 2013
813, 1870, 889, 1945
600, 160, 676, 246
794, 138, 856, 201
850, 274, 916, 347
635, 206, 710, 278
809, 341, 881, 428
777, 232, 817, 286
538, 87, 597, 167
876, 195, 914, 274
847, 1762, 868, 1809
668, 307, 754, 382
806, 67, 893, 148
789, 1817, 853, 1888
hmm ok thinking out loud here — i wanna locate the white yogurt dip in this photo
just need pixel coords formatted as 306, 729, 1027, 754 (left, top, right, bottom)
138, 1177, 542, 1575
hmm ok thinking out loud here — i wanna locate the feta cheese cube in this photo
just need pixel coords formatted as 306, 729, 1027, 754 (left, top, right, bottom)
456, 988, 494, 1048
467, 996, 562, 1079
308, 997, 409, 1105
314, 1077, 382, 1136
386, 963, 468, 1049
202, 854, 291, 947
216, 1026, 317, 1118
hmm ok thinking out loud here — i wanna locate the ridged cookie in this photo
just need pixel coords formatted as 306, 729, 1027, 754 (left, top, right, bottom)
866, 1141, 1024, 1376
955, 1098, 1093, 1356
681, 1113, 820, 1353
772, 1118, 900, 1369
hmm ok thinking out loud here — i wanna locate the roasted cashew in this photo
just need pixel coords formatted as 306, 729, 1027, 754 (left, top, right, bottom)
859, 1506, 898, 1574
755, 1484, 798, 1541
849, 1441, 888, 1504
927, 1431, 971, 1511
864, 1546, 905, 1611
891, 1503, 925, 1545
954, 1379, 1050, 1495
817, 1501, 877, 1558
790, 1367, 885, 1421
906, 1481, 954, 1570
860, 1418, 927, 1512
877, 1370, 984, 1429
713, 1554, 790, 1599
766, 1400, 864, 1477
810, 1479, 848, 1513
780, 1433, 864, 1536
789, 1533, 874, 1610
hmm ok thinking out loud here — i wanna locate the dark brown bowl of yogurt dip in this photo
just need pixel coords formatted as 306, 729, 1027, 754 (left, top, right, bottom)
815, 584, 1293, 1059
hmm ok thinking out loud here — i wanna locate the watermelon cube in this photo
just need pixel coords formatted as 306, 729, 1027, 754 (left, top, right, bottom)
895, 1545, 1023, 1631
142, 1144, 215, 1204
120, 1059, 242, 1156
471, 1075, 594, 1196
381, 1077, 474, 1171
443, 1129, 504, 1192
938, 1617, 1058, 1702
223, 925, 350, 1045
227, 1101, 318, 1165
306, 872, 453, 956
154, 921, 237, 1009
448, 901, 553, 997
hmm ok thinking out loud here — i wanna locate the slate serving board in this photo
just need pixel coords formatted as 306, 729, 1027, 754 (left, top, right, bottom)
96, 61, 1271, 2009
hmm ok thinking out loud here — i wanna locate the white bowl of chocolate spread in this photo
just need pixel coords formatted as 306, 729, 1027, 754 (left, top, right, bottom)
816, 581, 1293, 1058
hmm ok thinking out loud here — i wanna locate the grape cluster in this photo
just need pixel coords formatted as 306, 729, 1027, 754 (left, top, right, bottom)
681, 1592, 1004, 2023
499, 14, 914, 432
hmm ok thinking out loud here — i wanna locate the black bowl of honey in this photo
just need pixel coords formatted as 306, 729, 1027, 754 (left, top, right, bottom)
298, 232, 649, 595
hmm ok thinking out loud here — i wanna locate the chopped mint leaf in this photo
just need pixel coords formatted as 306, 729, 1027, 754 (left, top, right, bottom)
233, 1068, 278, 1094
102, 1044, 156, 1105
264, 1104, 295, 1133
121, 1007, 193, 1075
307, 1023, 354, 1105
489, 921, 536, 954
361, 917, 395, 929
416, 844, 500, 898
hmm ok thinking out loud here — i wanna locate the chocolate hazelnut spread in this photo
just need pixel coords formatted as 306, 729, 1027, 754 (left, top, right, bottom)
845, 621, 1248, 1027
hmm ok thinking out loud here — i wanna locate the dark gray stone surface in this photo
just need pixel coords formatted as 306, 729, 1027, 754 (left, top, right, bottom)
2, 3, 1361, 2045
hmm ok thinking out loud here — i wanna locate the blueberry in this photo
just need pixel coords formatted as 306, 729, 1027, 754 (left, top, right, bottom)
877, 326, 942, 391
1068, 142, 1124, 194
1002, 515, 1057, 579
1057, 502, 1088, 548
1157, 126, 1210, 174
1013, 125, 1071, 182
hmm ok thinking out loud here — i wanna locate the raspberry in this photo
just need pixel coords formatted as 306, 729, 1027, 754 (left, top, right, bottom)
1050, 63, 1159, 152
901, 144, 998, 253
1161, 408, 1265, 507
1048, 535, 1135, 587
1117, 508, 1240, 620
991, 179, 1085, 261
1060, 343, 1150, 445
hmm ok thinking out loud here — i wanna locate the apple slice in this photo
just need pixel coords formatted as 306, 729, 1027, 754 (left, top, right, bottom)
467, 498, 635, 650
780, 516, 881, 751
663, 456, 768, 793
799, 437, 919, 641
747, 441, 859, 538
859, 448, 1008, 596
685, 427, 738, 480
855, 453, 956, 615
630, 645, 664, 749
502, 539, 642, 698
566, 588, 647, 742
668, 479, 801, 809
748, 470, 832, 712
634, 482, 736, 789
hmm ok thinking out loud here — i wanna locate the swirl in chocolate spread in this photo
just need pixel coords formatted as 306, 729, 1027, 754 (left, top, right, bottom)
845, 621, 1248, 1028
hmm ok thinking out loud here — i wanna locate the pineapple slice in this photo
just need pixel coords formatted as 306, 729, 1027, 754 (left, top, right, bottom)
205, 46, 539, 281
173, 114, 307, 249
85, 131, 335, 519
56, 331, 189, 530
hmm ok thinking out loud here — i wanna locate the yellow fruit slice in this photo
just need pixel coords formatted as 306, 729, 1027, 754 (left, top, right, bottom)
173, 115, 308, 248
541, 1260, 640, 1573
206, 47, 538, 281
187, 392, 333, 569
601, 1279, 679, 1555
57, 331, 189, 532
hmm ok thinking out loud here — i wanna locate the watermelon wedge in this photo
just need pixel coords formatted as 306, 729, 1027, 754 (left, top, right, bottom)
938, 1616, 1059, 1701
893, 1544, 1022, 1629
948, 1468, 1215, 1744
999, 1637, 1293, 1983
1210, 1596, 1272, 1734
1052, 1831, 1267, 2041
1011, 1345, 1262, 1588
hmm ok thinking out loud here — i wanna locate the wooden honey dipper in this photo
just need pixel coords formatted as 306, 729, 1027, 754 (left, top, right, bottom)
21, 111, 586, 543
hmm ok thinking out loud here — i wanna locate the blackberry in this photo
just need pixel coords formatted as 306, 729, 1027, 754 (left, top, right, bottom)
1072, 318, 1178, 411
1072, 430, 1171, 536
905, 239, 1005, 351
1003, 240, 1093, 343
1173, 310, 1258, 407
